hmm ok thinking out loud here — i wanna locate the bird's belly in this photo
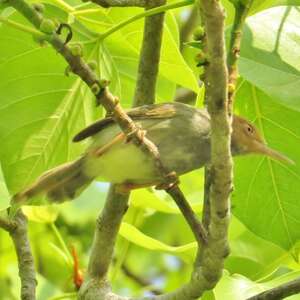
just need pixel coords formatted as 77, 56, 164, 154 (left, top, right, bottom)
83, 142, 159, 184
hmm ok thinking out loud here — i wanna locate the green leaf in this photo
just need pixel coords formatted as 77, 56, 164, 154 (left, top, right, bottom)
214, 270, 300, 300
233, 81, 300, 250
22, 205, 59, 223
130, 189, 202, 214
240, 6, 300, 111
75, 8, 198, 95
0, 163, 10, 210
119, 222, 196, 260
0, 7, 98, 199
227, 217, 298, 280
250, 0, 300, 14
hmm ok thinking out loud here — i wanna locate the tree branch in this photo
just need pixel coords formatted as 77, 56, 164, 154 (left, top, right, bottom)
79, 185, 130, 298
247, 277, 300, 300
121, 263, 163, 295
166, 186, 207, 245
90, 0, 146, 7
227, 0, 253, 110
0, 215, 16, 232
9, 211, 37, 300
79, 0, 169, 297
133, 0, 166, 106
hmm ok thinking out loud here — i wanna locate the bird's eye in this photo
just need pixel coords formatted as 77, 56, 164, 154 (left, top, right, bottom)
247, 125, 254, 134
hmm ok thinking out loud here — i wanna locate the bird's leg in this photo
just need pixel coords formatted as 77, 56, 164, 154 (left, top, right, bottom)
125, 124, 147, 145
92, 132, 125, 157
155, 171, 179, 190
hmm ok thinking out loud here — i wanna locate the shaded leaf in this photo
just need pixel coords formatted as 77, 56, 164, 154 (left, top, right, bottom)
233, 81, 300, 250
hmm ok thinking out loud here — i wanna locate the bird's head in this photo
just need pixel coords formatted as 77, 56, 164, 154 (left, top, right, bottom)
231, 116, 294, 164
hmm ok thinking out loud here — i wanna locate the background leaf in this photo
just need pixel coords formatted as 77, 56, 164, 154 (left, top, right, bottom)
233, 81, 300, 250
239, 6, 300, 111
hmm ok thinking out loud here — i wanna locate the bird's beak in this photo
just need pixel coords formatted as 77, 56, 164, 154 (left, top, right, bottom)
254, 141, 295, 165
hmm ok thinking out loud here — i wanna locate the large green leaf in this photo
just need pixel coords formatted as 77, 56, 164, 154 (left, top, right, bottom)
0, 7, 98, 199
240, 6, 300, 111
233, 81, 300, 250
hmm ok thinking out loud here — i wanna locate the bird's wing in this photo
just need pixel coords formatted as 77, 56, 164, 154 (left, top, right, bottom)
72, 103, 177, 142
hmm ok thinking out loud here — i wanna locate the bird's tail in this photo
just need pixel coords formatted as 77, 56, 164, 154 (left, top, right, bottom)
12, 157, 92, 204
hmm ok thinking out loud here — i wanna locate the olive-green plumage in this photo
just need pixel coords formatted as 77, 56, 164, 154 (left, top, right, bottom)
12, 102, 293, 204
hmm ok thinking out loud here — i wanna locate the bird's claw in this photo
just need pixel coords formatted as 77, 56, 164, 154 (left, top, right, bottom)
155, 171, 179, 191
126, 126, 147, 144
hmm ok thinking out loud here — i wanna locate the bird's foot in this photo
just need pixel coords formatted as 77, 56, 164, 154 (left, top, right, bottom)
125, 125, 147, 145
155, 171, 179, 190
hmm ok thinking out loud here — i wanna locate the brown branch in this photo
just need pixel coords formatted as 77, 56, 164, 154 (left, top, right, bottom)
166, 186, 207, 245
9, 211, 37, 300
247, 277, 300, 300
0, 215, 16, 232
79, 186, 130, 297
89, 0, 146, 7
196, 0, 232, 289
227, 0, 253, 110
133, 0, 166, 106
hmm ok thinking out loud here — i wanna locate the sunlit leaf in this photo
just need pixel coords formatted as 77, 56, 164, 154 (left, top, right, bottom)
214, 270, 300, 300
240, 6, 300, 111
119, 222, 196, 260
22, 205, 59, 223
130, 189, 202, 214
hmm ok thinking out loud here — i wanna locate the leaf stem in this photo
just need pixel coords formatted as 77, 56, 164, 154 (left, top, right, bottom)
99, 0, 194, 40
50, 223, 73, 264
0, 16, 43, 37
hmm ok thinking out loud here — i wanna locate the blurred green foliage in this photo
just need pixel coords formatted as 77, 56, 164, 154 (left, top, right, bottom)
0, 0, 300, 299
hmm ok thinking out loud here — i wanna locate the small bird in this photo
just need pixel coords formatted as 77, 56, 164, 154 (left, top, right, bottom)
12, 102, 293, 204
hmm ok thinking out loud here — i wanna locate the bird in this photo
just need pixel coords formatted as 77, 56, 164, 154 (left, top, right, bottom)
11, 102, 293, 204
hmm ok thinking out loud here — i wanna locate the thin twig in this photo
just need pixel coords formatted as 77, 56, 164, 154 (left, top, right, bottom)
227, 0, 253, 111
90, 0, 146, 7
121, 263, 163, 295
166, 186, 207, 244
9, 211, 37, 300
247, 277, 300, 300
